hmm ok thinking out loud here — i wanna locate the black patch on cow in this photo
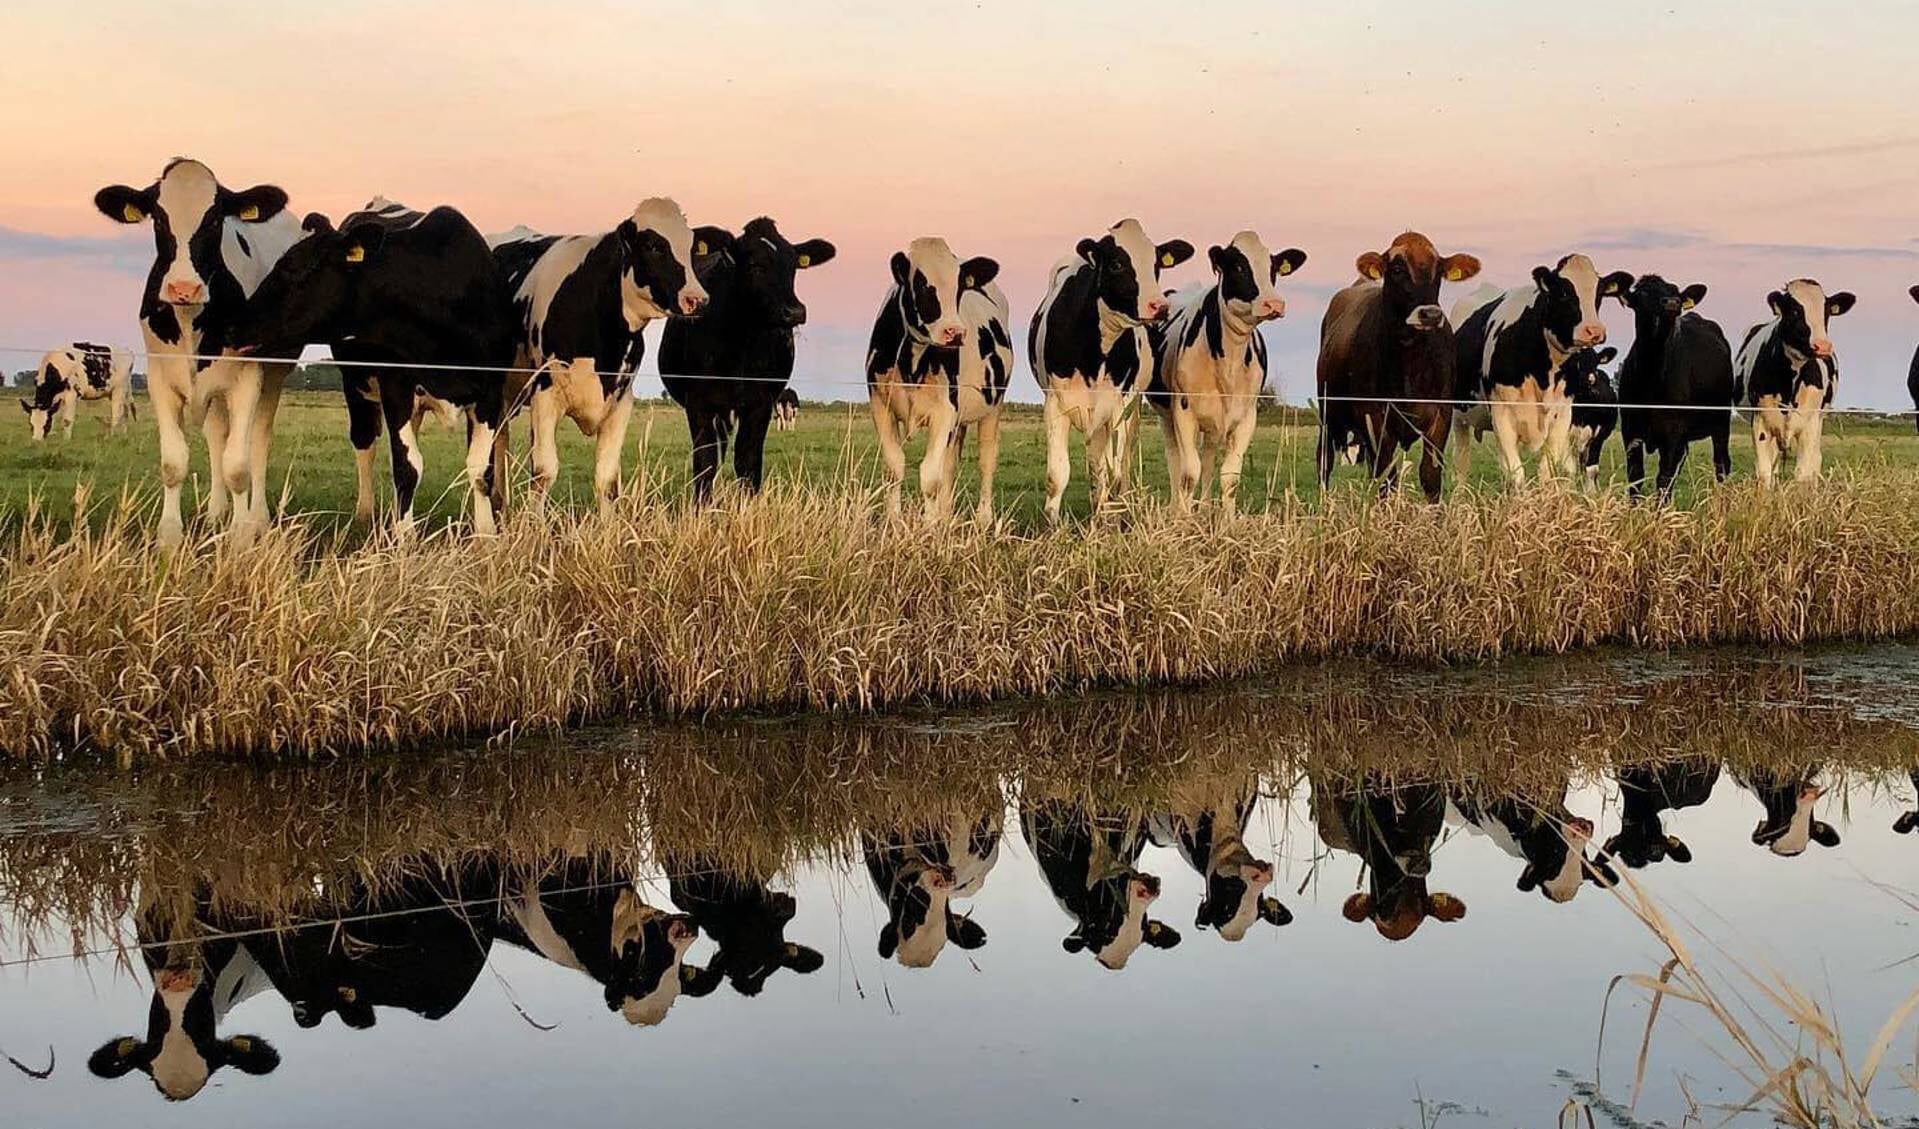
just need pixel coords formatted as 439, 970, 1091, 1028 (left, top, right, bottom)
1616, 275, 1734, 499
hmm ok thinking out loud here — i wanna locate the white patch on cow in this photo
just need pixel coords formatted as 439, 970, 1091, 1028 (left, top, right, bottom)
1107, 218, 1162, 322
1770, 788, 1819, 857
1095, 880, 1157, 970
1482, 286, 1538, 375
1735, 320, 1779, 386
1558, 253, 1604, 345
1786, 278, 1833, 358
508, 892, 587, 971
895, 870, 954, 969
1226, 230, 1284, 321
153, 161, 221, 306
1540, 821, 1592, 903
487, 224, 544, 248
149, 978, 209, 1100
899, 236, 968, 346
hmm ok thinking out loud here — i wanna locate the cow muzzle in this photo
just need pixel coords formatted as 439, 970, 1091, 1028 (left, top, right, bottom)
678, 291, 709, 317
1811, 338, 1834, 358
1141, 297, 1169, 323
935, 323, 966, 347
1575, 323, 1606, 347
1257, 296, 1287, 321
163, 278, 206, 306
1407, 305, 1445, 332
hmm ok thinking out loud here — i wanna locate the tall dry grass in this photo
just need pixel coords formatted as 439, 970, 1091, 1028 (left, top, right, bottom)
5, 477, 1919, 761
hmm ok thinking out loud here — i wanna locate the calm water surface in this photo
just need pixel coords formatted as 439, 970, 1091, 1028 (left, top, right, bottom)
5, 647, 1919, 1129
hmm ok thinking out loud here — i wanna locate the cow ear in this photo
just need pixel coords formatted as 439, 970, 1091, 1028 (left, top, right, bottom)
781, 942, 824, 974
1666, 835, 1693, 863
678, 962, 721, 998
220, 1035, 281, 1076
1075, 237, 1101, 265
960, 256, 999, 291
792, 238, 835, 269
1156, 239, 1195, 270
301, 212, 335, 236
1341, 892, 1372, 922
1767, 290, 1786, 316
340, 221, 386, 265
87, 1037, 144, 1079
1909, 285, 1919, 305
1258, 896, 1293, 927
1681, 284, 1708, 311
226, 185, 289, 224
877, 922, 899, 960
1600, 271, 1635, 298
1441, 254, 1482, 284
1596, 345, 1619, 364
1142, 920, 1181, 950
1750, 820, 1770, 846
692, 225, 734, 260
1811, 821, 1841, 848
1355, 252, 1385, 282
19, 400, 30, 414
889, 251, 911, 286
1532, 265, 1556, 291
1273, 248, 1307, 278
1584, 857, 1620, 888
1895, 812, 1919, 835
1826, 292, 1856, 318
95, 185, 153, 225
1062, 933, 1086, 954
1427, 893, 1467, 923
1516, 866, 1540, 893
1206, 244, 1226, 272
946, 913, 987, 950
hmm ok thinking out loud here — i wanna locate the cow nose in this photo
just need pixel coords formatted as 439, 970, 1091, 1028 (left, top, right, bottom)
1811, 338, 1833, 358
164, 279, 205, 305
668, 919, 697, 942
1142, 298, 1168, 322
1661, 299, 1683, 315
781, 303, 807, 327
1576, 323, 1606, 346
938, 324, 965, 346
679, 292, 708, 316
1258, 297, 1287, 321
1567, 817, 1595, 839
1410, 304, 1445, 331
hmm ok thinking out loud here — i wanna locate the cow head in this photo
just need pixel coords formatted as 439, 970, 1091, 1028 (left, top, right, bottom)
1751, 778, 1840, 856
1076, 219, 1194, 325
1341, 885, 1467, 942
1062, 870, 1181, 970
21, 361, 64, 440
1210, 232, 1306, 325
1622, 275, 1707, 335
95, 159, 289, 328
226, 212, 379, 355
89, 953, 279, 1101
604, 894, 700, 1026
1603, 808, 1694, 870
1355, 232, 1480, 333
890, 237, 1000, 349
1768, 279, 1855, 361
1531, 254, 1633, 351
614, 197, 723, 327
1513, 814, 1618, 902
1559, 345, 1618, 400
699, 217, 835, 330
1195, 840, 1289, 941
876, 858, 962, 968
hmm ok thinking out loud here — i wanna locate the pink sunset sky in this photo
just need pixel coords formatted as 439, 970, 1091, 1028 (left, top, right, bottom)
4, 0, 1917, 404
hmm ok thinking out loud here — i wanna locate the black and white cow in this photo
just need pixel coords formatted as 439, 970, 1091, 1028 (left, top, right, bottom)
862, 811, 1002, 968
1603, 758, 1721, 870
22, 342, 134, 440
95, 159, 305, 545
1020, 798, 1181, 969
227, 198, 516, 534
490, 199, 725, 513
1734, 280, 1855, 486
659, 217, 834, 504
1145, 779, 1291, 941
1311, 776, 1466, 942
1907, 286, 1919, 432
774, 387, 800, 432
1450, 255, 1633, 484
1616, 275, 1735, 501
492, 855, 701, 1026
87, 896, 280, 1102
1448, 786, 1616, 902
666, 860, 824, 998
866, 237, 1014, 523
1031, 220, 1195, 523
1734, 769, 1840, 857
1459, 344, 1622, 487
1146, 232, 1306, 510
1895, 770, 1919, 836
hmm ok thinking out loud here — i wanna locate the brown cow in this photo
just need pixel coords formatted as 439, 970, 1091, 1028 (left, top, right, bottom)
1316, 232, 1481, 501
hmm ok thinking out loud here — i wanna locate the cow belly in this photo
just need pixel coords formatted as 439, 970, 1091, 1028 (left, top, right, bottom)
1046, 377, 1130, 433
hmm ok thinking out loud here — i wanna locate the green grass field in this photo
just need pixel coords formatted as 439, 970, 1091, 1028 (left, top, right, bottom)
6, 389, 1917, 531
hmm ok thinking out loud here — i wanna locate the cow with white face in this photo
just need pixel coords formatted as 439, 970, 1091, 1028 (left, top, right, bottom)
1451, 255, 1634, 484
1735, 769, 1840, 857
1031, 220, 1195, 523
94, 159, 305, 545
1147, 233, 1307, 511
862, 810, 1002, 968
22, 343, 135, 440
1146, 777, 1291, 942
865, 237, 1013, 523
1021, 798, 1181, 969
1448, 786, 1615, 903
490, 199, 725, 513
1735, 280, 1856, 486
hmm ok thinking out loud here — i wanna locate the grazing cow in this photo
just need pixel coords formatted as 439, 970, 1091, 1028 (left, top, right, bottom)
1448, 786, 1616, 902
865, 237, 1014, 523
1311, 776, 1465, 941
1908, 286, 1919, 433
1020, 798, 1181, 968
1316, 233, 1482, 501
22, 342, 134, 440
1895, 770, 1919, 836
227, 199, 516, 534
87, 896, 279, 1101
492, 855, 701, 1026
1031, 220, 1195, 522
660, 217, 835, 503
773, 387, 800, 431
1146, 233, 1307, 510
490, 199, 724, 512
1603, 758, 1721, 870
1615, 275, 1734, 500
862, 811, 1002, 968
1734, 769, 1840, 857
1145, 778, 1291, 941
666, 861, 824, 998
94, 158, 305, 545
1734, 280, 1855, 486
1449, 256, 1634, 484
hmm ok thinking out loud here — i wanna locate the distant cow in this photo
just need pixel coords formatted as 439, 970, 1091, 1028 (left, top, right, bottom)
1031, 220, 1195, 522
862, 811, 1001, 968
22, 342, 134, 440
1146, 232, 1306, 510
1603, 758, 1721, 870
666, 860, 824, 998
1448, 785, 1616, 902
865, 237, 1014, 523
1450, 255, 1633, 484
1316, 232, 1482, 501
1146, 778, 1291, 941
95, 158, 305, 545
1616, 275, 1734, 501
774, 387, 800, 431
491, 199, 724, 513
1312, 776, 1465, 942
1454, 345, 1621, 488
1908, 286, 1919, 432
1734, 769, 1840, 857
660, 217, 834, 503
1735, 280, 1855, 485
1021, 798, 1181, 968
228, 199, 516, 534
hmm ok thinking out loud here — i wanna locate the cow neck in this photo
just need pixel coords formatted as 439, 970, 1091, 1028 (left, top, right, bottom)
1096, 298, 1142, 355
898, 289, 945, 351
1213, 289, 1262, 361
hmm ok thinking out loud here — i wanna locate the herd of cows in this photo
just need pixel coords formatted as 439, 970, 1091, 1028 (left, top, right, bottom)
76, 759, 1886, 1101
18, 157, 1919, 537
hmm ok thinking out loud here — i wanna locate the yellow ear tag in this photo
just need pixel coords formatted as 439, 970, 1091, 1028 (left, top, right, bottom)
962, 274, 976, 289
116, 1038, 137, 1055
1160, 252, 1175, 268
237, 205, 260, 221
344, 245, 366, 263
1278, 261, 1295, 277
1681, 298, 1696, 311
695, 240, 708, 256
1445, 267, 1467, 282
797, 254, 811, 268
122, 204, 144, 223
231, 1037, 253, 1052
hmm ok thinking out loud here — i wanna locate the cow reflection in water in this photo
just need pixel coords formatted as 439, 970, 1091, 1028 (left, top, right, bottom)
1449, 782, 1616, 902
862, 811, 1002, 968
492, 854, 700, 1025
666, 859, 824, 996
1735, 768, 1841, 857
1146, 779, 1291, 940
1604, 759, 1721, 870
1313, 778, 1466, 941
1021, 799, 1181, 968
1896, 771, 1919, 837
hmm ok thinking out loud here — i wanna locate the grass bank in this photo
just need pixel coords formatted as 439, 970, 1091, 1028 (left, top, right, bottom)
5, 478, 1919, 761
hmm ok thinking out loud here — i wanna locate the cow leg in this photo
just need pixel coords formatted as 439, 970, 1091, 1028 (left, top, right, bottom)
1042, 395, 1072, 524
1490, 402, 1524, 485
1219, 416, 1258, 514
1111, 407, 1139, 498
593, 387, 636, 515
1752, 415, 1779, 488
1655, 439, 1686, 503
1451, 415, 1475, 481
216, 370, 263, 545
1710, 423, 1732, 483
246, 364, 287, 530
869, 393, 907, 520
1088, 419, 1116, 514
687, 406, 723, 506
202, 394, 232, 526
920, 403, 958, 524
59, 392, 77, 440
378, 376, 424, 535
732, 400, 775, 494
109, 384, 127, 432
347, 379, 384, 522
151, 378, 191, 547
463, 391, 502, 537
525, 385, 562, 512
1317, 418, 1337, 491
946, 422, 969, 516
1369, 429, 1404, 499
973, 410, 1001, 525
1197, 434, 1218, 505
1798, 411, 1824, 482
1417, 411, 1451, 503
1541, 403, 1572, 484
